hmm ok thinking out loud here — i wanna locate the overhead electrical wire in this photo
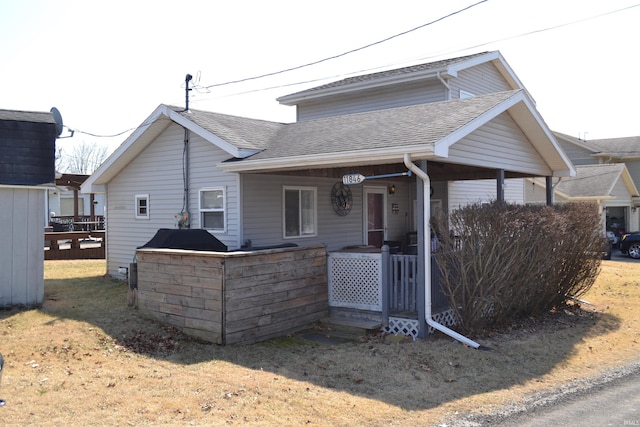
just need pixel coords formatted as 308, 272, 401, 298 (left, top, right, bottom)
65, 1, 487, 138
203, 0, 488, 90
69, 1, 640, 138
195, 2, 640, 101
68, 126, 136, 138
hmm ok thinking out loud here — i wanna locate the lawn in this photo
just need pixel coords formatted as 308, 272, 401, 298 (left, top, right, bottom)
0, 259, 639, 426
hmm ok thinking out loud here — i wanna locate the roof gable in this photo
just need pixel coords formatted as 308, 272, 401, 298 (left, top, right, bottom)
554, 163, 638, 199
82, 104, 285, 191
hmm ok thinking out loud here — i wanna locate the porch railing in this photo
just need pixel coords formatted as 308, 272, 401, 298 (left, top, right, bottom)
326, 248, 450, 318
381, 250, 449, 318
388, 254, 418, 313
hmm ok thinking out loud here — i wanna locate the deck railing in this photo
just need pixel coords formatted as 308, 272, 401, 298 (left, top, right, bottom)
326, 247, 451, 321
49, 215, 105, 231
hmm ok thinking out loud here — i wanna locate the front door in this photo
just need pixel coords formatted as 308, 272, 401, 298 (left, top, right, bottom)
365, 187, 386, 247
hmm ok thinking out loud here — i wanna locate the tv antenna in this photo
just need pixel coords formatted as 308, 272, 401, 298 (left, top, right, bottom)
184, 74, 193, 111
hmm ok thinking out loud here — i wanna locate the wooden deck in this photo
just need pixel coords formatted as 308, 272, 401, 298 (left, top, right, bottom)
44, 230, 105, 260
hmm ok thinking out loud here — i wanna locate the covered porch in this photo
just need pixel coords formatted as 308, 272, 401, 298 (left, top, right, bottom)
219, 90, 576, 342
282, 157, 559, 340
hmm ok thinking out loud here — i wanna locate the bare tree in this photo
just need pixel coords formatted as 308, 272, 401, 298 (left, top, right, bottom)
58, 141, 109, 174
54, 145, 64, 172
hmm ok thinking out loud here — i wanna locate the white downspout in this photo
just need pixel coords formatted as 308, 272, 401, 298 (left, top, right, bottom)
437, 71, 451, 100
403, 154, 483, 349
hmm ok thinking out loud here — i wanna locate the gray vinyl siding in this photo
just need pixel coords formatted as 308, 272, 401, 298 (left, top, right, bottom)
450, 62, 512, 98
448, 178, 524, 210
621, 160, 640, 189
448, 112, 551, 176
608, 177, 634, 203
188, 132, 241, 247
0, 188, 45, 306
557, 139, 598, 165
105, 123, 240, 278
296, 62, 513, 121
241, 174, 412, 251
296, 80, 446, 121
524, 180, 541, 204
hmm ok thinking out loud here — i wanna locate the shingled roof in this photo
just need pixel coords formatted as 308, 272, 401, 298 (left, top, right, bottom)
248, 90, 518, 161
555, 163, 636, 198
0, 108, 55, 124
83, 87, 574, 191
170, 106, 284, 151
278, 52, 491, 100
586, 136, 640, 159
555, 132, 640, 160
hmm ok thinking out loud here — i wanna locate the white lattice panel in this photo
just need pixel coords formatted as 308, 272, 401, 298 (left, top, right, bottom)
385, 317, 419, 340
429, 309, 458, 333
328, 252, 382, 310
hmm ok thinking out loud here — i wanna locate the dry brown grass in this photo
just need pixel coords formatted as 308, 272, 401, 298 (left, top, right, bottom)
0, 258, 639, 426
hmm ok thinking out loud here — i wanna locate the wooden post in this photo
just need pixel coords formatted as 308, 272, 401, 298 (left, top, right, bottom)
73, 189, 79, 223
90, 193, 96, 228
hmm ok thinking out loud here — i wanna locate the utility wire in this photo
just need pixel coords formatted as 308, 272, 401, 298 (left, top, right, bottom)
69, 1, 640, 138
192, 2, 640, 102
438, 2, 640, 56
66, 125, 136, 138
65, 1, 487, 138
203, 0, 488, 89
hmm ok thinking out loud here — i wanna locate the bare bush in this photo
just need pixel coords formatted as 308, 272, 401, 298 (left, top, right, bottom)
432, 201, 602, 334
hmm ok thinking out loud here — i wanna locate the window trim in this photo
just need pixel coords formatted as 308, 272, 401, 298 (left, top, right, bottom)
460, 89, 475, 99
283, 185, 317, 239
199, 187, 226, 232
135, 194, 149, 220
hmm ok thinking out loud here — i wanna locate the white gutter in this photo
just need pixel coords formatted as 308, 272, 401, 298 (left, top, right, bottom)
403, 154, 483, 349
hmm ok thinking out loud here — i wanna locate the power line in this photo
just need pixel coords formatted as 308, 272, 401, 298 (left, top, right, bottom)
69, 1, 640, 139
68, 126, 135, 138
192, 2, 640, 103
435, 2, 640, 57
203, 0, 489, 90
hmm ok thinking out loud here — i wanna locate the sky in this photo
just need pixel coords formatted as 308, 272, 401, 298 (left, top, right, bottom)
1, 0, 640, 159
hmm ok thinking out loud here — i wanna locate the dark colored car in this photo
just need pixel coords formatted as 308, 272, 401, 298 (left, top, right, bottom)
620, 231, 640, 259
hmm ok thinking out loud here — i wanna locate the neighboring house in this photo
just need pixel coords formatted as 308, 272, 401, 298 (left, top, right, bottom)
82, 51, 574, 340
0, 108, 56, 307
554, 132, 640, 233
526, 163, 640, 236
48, 173, 105, 231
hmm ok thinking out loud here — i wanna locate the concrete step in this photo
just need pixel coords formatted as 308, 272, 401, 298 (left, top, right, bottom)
317, 317, 382, 340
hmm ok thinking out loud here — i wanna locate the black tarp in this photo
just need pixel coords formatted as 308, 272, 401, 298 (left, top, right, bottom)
139, 228, 227, 252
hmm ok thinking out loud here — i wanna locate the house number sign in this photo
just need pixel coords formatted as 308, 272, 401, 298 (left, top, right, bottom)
342, 171, 412, 185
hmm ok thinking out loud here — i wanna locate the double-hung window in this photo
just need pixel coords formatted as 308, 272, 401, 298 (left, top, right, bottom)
135, 194, 149, 219
200, 188, 226, 231
283, 186, 317, 238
